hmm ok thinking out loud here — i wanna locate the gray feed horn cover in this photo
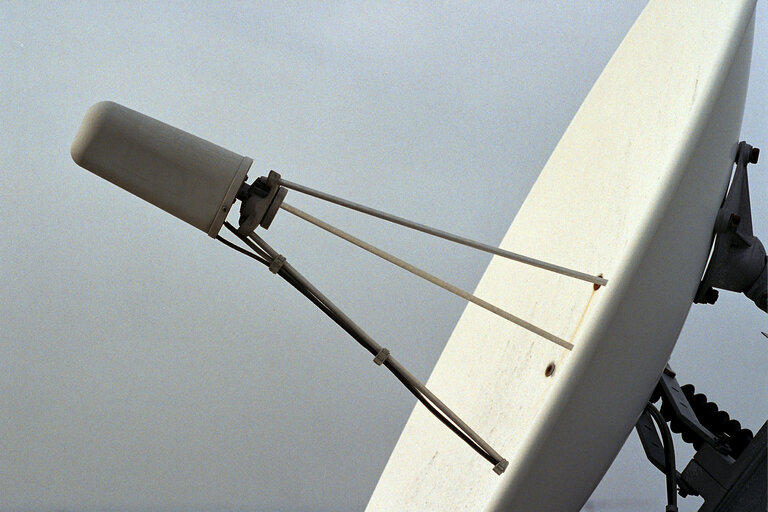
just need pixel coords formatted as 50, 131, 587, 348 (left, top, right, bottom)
71, 101, 252, 237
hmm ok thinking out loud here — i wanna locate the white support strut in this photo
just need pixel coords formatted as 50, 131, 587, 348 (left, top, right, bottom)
279, 178, 607, 287
280, 202, 573, 351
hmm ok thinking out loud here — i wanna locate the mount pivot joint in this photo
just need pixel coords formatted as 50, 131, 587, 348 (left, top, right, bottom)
637, 368, 767, 512
695, 141, 766, 312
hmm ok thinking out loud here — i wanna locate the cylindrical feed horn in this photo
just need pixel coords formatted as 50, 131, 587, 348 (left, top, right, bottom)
71, 101, 252, 237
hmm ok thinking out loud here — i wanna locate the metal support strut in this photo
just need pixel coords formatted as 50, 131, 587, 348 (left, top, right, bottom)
217, 222, 509, 474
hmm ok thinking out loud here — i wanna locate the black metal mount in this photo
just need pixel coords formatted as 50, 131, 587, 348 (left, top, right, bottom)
695, 141, 767, 312
236, 170, 287, 235
636, 367, 767, 512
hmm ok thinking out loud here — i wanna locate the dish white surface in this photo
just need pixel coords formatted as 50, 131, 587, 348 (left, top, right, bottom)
367, 1, 757, 510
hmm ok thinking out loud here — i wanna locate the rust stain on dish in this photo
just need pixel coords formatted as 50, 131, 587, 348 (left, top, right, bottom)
569, 285, 599, 343
545, 283, 601, 378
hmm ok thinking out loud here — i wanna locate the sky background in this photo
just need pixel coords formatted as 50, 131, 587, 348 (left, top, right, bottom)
1, 2, 766, 511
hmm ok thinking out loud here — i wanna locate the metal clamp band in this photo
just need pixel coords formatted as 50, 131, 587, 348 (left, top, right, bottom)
373, 348, 390, 366
269, 254, 286, 274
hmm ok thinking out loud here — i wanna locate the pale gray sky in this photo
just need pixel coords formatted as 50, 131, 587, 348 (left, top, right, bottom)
1, 2, 765, 511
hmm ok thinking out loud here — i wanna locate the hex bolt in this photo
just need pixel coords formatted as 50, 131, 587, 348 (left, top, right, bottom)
749, 147, 759, 164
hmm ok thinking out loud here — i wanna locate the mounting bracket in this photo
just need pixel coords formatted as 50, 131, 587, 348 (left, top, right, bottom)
656, 368, 719, 450
236, 170, 287, 235
695, 141, 766, 312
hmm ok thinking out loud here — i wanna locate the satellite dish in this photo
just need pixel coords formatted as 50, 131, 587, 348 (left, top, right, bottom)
71, 101, 252, 237
367, 1, 759, 511
68, 1, 763, 510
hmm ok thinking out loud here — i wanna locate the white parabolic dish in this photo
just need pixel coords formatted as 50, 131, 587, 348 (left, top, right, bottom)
367, 1, 757, 511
